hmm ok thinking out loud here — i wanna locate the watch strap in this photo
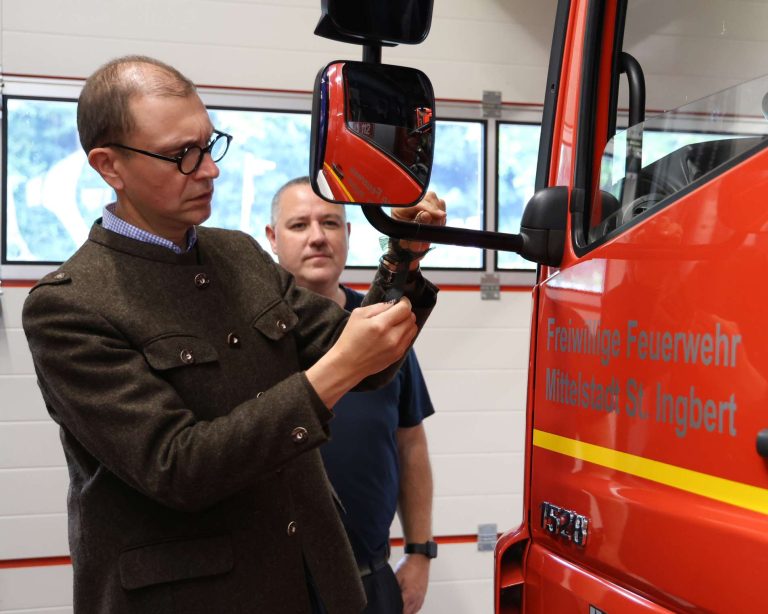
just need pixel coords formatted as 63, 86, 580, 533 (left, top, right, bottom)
404, 540, 438, 559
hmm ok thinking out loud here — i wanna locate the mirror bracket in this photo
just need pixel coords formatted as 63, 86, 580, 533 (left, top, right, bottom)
361, 186, 568, 267
363, 44, 382, 64
518, 186, 568, 266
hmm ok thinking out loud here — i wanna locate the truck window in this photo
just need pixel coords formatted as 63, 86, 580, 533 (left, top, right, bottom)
586, 0, 768, 245
588, 76, 768, 243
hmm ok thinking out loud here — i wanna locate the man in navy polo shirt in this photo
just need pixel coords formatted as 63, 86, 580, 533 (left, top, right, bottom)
266, 177, 438, 614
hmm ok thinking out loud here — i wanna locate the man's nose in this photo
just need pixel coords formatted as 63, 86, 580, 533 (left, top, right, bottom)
308, 222, 327, 244
195, 152, 220, 179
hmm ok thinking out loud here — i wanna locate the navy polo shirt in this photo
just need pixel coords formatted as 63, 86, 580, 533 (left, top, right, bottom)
321, 286, 434, 565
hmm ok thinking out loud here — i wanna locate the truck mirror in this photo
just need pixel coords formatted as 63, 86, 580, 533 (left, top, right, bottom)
309, 60, 435, 207
314, 0, 434, 46
308, 62, 565, 267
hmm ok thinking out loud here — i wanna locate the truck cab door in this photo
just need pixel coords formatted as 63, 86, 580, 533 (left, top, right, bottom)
523, 0, 768, 612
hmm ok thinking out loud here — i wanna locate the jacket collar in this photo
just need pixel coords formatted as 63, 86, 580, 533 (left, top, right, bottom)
89, 220, 201, 265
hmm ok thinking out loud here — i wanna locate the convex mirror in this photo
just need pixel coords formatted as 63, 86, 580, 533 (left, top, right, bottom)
310, 61, 435, 206
314, 0, 433, 46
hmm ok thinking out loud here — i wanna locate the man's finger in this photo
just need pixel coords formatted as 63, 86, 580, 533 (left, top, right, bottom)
355, 297, 413, 319
354, 301, 395, 318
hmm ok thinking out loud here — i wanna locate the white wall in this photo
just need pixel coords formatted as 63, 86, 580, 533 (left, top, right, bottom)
0, 0, 549, 611
0, 285, 532, 614
0, 0, 556, 102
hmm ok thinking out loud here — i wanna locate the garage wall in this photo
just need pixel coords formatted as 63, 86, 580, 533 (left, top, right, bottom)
0, 284, 532, 614
0, 0, 556, 103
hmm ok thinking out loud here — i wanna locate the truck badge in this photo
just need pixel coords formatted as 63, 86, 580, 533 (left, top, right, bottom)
541, 502, 589, 547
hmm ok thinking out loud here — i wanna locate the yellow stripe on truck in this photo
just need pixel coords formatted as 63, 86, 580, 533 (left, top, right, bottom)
533, 429, 768, 515
323, 162, 354, 201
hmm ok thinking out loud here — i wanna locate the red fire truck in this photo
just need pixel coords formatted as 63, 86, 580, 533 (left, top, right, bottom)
313, 0, 768, 611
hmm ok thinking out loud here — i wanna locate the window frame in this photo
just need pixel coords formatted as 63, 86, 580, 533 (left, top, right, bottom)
572, 0, 768, 257
0, 76, 539, 286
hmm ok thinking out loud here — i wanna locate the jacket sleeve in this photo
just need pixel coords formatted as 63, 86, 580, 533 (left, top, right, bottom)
262, 244, 439, 390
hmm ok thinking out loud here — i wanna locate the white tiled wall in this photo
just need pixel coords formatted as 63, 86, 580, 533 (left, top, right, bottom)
0, 0, 760, 611
0, 0, 543, 610
0, 0, 557, 103
0, 283, 532, 614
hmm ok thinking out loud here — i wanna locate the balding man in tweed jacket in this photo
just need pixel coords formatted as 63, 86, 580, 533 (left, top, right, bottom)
22, 55, 443, 614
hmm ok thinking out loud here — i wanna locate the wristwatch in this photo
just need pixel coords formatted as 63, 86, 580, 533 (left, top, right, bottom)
404, 540, 438, 559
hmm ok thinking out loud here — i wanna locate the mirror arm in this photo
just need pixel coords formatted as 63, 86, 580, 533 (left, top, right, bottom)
361, 205, 525, 252
361, 185, 568, 267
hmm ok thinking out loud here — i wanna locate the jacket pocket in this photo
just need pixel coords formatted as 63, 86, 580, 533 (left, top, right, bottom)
251, 300, 298, 340
142, 334, 219, 371
119, 534, 233, 590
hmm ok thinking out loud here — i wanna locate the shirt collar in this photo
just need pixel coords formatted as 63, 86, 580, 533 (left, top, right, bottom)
102, 203, 198, 254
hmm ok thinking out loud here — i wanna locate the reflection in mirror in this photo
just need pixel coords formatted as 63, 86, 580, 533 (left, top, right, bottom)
310, 61, 435, 206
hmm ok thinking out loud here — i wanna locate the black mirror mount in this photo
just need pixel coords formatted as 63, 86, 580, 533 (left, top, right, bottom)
362, 43, 382, 65
360, 186, 569, 267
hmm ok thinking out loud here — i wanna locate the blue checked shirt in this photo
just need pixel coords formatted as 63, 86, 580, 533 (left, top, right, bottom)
101, 203, 197, 253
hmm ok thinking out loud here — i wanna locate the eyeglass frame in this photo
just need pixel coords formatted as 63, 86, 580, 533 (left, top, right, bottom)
102, 129, 233, 175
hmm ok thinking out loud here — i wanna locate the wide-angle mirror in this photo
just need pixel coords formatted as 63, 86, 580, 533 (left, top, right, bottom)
314, 0, 433, 46
310, 60, 435, 206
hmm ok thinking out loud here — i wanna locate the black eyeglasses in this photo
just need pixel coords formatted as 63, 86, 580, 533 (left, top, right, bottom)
104, 130, 233, 175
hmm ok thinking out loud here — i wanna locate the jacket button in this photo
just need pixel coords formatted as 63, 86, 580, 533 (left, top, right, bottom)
287, 521, 297, 536
227, 333, 241, 348
180, 349, 195, 364
194, 273, 210, 289
276, 319, 287, 331
291, 427, 308, 443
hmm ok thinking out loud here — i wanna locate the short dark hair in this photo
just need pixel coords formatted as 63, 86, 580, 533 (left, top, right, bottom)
270, 176, 311, 225
77, 55, 197, 153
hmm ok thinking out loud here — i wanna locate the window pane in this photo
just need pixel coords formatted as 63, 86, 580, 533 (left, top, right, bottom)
588, 77, 768, 245
207, 108, 311, 253
4, 99, 484, 270
4, 98, 112, 263
586, 0, 768, 246
210, 112, 484, 268
346, 119, 485, 269
418, 119, 484, 269
497, 122, 540, 270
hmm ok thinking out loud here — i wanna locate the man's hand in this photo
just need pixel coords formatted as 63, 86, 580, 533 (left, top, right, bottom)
395, 554, 430, 614
305, 298, 417, 408
390, 191, 447, 258
332, 299, 417, 378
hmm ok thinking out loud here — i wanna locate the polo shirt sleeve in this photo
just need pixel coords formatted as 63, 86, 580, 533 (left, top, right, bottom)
398, 349, 435, 427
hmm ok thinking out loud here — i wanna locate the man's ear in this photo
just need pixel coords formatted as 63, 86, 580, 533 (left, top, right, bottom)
87, 147, 124, 191
265, 225, 279, 255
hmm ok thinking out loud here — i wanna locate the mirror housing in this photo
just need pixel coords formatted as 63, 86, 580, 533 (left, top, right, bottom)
314, 0, 434, 46
308, 56, 569, 267
310, 61, 435, 206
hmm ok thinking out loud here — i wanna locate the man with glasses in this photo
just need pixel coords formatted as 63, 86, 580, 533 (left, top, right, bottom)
22, 56, 445, 614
